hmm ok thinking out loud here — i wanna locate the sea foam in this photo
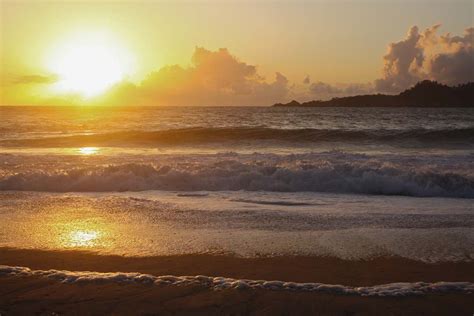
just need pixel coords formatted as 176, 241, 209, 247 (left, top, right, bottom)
1, 156, 472, 197
1, 265, 473, 296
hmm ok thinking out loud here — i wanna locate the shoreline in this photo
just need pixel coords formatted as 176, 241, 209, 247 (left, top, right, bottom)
1, 248, 473, 286
1, 248, 474, 315
1, 276, 472, 315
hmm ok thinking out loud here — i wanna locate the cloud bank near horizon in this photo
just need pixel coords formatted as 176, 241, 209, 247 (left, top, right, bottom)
89, 47, 290, 106
3, 25, 473, 106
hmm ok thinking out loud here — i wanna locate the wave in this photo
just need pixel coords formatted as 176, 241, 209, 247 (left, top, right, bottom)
1, 161, 473, 197
1, 265, 472, 296
2, 127, 473, 147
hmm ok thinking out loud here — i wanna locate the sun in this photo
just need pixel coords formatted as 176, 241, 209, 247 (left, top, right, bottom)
47, 31, 134, 97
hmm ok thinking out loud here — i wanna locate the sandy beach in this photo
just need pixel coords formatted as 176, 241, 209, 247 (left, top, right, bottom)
2, 248, 474, 285
1, 248, 473, 315
2, 276, 473, 315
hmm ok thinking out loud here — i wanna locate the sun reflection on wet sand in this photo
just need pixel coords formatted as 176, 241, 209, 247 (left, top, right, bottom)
55, 219, 112, 249
4, 195, 201, 256
35, 208, 117, 250
67, 230, 100, 247
78, 147, 99, 155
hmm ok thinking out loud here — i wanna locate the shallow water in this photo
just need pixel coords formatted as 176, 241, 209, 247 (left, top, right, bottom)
2, 264, 474, 296
1, 191, 473, 262
1, 106, 473, 262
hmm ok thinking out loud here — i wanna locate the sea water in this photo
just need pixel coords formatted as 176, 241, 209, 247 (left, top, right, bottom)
1, 106, 473, 261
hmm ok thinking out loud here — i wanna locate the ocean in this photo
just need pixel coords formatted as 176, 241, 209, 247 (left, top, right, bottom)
1, 106, 473, 262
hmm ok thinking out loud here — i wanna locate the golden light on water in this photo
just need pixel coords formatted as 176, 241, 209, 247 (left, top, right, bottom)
38, 209, 114, 250
67, 230, 100, 247
16, 201, 163, 255
56, 220, 110, 249
78, 147, 99, 155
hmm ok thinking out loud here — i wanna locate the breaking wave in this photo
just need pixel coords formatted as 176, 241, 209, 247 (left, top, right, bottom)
1, 160, 473, 197
2, 127, 474, 147
1, 265, 472, 296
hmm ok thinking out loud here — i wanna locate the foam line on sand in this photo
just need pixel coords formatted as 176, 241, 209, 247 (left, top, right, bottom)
1, 265, 473, 297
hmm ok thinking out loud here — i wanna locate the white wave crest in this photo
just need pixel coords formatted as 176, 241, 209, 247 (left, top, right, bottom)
1, 158, 473, 197
1, 265, 472, 296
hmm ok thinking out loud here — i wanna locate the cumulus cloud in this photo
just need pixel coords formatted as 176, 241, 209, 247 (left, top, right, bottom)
95, 28, 474, 105
428, 28, 474, 84
296, 24, 472, 100
4, 26, 472, 106
100, 47, 289, 106
375, 25, 474, 93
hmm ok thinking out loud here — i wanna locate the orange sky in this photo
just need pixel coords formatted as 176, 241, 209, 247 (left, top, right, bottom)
1, 0, 472, 106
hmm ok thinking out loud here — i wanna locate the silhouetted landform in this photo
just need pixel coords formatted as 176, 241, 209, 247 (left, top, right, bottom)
273, 81, 474, 107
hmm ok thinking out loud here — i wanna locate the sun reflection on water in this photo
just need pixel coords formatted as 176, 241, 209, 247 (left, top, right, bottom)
53, 216, 112, 250
67, 230, 100, 247
21, 203, 149, 255
78, 147, 99, 155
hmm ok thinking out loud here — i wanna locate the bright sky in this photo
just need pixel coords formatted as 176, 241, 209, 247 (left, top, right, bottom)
0, 0, 472, 105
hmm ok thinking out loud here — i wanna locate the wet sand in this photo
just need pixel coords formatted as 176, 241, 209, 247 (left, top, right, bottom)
1, 248, 473, 285
1, 248, 473, 315
1, 276, 473, 315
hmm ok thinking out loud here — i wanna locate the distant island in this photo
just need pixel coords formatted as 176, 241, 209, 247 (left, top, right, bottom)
273, 80, 474, 107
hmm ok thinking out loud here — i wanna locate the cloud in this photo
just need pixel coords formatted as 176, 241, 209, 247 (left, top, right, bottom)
375, 25, 474, 93
342, 83, 374, 95
305, 81, 373, 100
3, 26, 471, 106
428, 27, 474, 85
297, 24, 472, 100
0, 74, 58, 88
94, 28, 474, 105
309, 81, 342, 95
101, 47, 289, 106
12, 74, 58, 85
0, 73, 61, 105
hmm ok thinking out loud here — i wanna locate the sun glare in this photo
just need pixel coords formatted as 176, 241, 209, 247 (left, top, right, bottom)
68, 230, 100, 247
78, 147, 99, 155
47, 31, 134, 97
